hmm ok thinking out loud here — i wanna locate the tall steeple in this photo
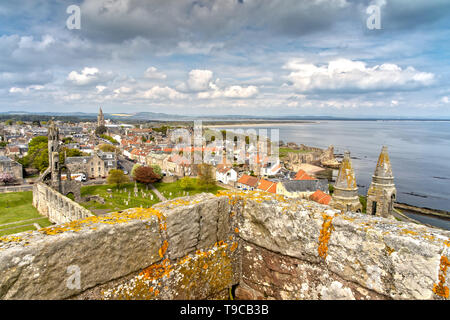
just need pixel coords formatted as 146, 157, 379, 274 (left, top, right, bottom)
97, 107, 105, 127
48, 119, 61, 192
330, 151, 362, 213
367, 146, 396, 218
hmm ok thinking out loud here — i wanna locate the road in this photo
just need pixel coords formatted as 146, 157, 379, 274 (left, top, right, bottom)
117, 155, 135, 175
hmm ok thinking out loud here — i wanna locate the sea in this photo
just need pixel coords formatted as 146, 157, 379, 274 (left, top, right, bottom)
215, 120, 450, 228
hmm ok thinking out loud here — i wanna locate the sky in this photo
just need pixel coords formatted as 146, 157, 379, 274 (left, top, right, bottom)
1, 0, 450, 118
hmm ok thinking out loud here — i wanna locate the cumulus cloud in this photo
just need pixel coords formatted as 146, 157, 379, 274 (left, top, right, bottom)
441, 96, 450, 104
198, 85, 259, 99
79, 0, 353, 43
9, 85, 44, 94
66, 67, 117, 87
144, 67, 167, 80
185, 69, 214, 92
67, 67, 101, 86
285, 59, 435, 93
18, 35, 55, 51
139, 86, 186, 100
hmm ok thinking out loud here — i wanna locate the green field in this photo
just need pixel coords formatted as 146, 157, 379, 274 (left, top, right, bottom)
0, 191, 52, 236
0, 180, 226, 236
279, 147, 311, 158
80, 180, 225, 213
80, 182, 160, 214
153, 179, 225, 200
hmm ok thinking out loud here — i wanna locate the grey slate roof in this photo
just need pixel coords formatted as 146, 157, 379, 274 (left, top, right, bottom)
281, 179, 328, 193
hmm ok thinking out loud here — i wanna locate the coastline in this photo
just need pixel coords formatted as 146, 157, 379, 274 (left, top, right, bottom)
205, 121, 316, 128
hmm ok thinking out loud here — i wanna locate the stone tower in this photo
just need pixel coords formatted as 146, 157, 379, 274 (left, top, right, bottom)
48, 120, 61, 192
97, 107, 105, 127
329, 151, 362, 213
366, 146, 396, 218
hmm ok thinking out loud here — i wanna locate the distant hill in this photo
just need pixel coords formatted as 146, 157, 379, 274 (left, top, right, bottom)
0, 110, 448, 122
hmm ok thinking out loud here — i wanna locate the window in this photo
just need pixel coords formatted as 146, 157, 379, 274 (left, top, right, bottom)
372, 201, 377, 215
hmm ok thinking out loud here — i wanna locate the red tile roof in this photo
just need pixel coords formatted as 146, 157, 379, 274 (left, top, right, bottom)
309, 189, 332, 205
294, 169, 315, 181
257, 179, 278, 194
237, 174, 259, 188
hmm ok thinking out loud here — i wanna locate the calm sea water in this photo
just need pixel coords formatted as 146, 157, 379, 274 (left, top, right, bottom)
217, 121, 450, 212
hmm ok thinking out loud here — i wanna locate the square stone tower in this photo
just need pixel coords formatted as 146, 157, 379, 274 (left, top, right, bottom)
366, 146, 396, 218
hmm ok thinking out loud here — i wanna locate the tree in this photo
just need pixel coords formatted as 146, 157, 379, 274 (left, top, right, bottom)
19, 136, 49, 172
0, 172, 16, 185
99, 144, 116, 152
134, 166, 161, 184
197, 164, 216, 190
179, 176, 195, 190
131, 163, 141, 179
95, 125, 107, 135
59, 148, 88, 164
151, 164, 162, 176
100, 134, 118, 144
62, 137, 73, 144
107, 169, 129, 187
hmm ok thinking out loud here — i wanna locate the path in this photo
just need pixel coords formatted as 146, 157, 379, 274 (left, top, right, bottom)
149, 183, 167, 201
0, 217, 47, 228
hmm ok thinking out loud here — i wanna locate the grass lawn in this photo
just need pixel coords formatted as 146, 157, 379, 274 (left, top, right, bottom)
0, 191, 52, 237
153, 178, 225, 200
279, 147, 311, 158
80, 182, 160, 214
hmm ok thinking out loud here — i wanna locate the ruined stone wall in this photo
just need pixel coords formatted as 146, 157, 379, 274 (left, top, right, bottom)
32, 182, 93, 224
1, 191, 449, 300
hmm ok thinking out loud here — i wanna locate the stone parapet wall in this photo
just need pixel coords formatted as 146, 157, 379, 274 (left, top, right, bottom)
32, 182, 92, 224
227, 191, 450, 300
0, 194, 235, 300
1, 191, 449, 300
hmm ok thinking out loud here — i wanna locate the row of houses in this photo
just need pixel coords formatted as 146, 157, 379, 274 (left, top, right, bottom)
233, 169, 331, 205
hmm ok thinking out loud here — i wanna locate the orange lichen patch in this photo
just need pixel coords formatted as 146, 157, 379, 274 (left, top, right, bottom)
0, 235, 25, 244
140, 258, 173, 281
234, 227, 239, 234
433, 256, 450, 299
318, 213, 334, 260
38, 207, 166, 236
385, 245, 395, 256
158, 240, 169, 258
230, 242, 238, 252
154, 197, 203, 211
103, 241, 233, 300
400, 229, 419, 236
216, 190, 288, 207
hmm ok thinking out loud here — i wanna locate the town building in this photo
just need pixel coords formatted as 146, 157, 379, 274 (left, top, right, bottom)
256, 179, 278, 194
65, 151, 117, 179
366, 146, 397, 218
0, 156, 23, 184
216, 167, 238, 185
309, 189, 332, 205
276, 179, 328, 199
237, 174, 259, 190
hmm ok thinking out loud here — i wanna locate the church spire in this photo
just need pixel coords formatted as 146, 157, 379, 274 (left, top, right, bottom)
334, 151, 358, 190
373, 146, 393, 179
329, 150, 362, 213
97, 106, 105, 127
366, 146, 397, 218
